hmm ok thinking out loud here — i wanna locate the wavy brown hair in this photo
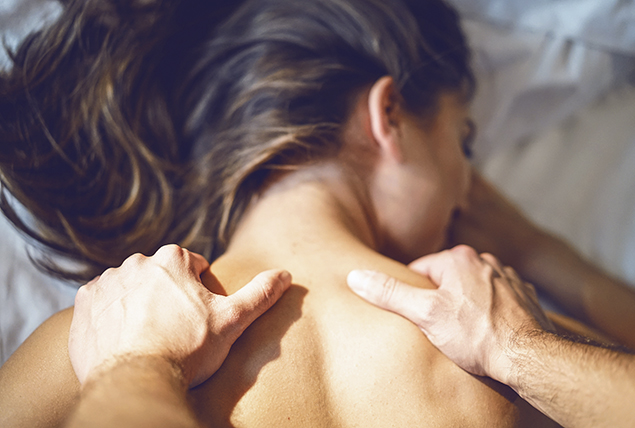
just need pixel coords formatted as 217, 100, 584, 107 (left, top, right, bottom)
0, 0, 473, 282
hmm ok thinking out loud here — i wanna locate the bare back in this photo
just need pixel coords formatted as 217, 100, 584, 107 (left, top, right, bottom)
190, 244, 556, 427
0, 258, 538, 428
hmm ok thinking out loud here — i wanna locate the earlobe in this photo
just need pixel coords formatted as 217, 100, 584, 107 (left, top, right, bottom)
368, 76, 403, 163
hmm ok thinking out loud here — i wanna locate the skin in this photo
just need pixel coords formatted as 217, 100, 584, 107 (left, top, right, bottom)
347, 245, 635, 428
0, 77, 558, 427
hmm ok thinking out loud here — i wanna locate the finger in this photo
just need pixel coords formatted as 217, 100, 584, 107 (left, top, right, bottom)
518, 280, 542, 309
523, 280, 537, 296
502, 266, 521, 282
152, 244, 209, 277
184, 250, 210, 276
73, 283, 93, 313
408, 245, 480, 286
407, 251, 449, 285
223, 269, 292, 333
480, 252, 504, 271
82, 275, 100, 289
347, 270, 436, 328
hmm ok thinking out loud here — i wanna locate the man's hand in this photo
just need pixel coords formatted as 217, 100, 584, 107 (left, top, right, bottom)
451, 172, 635, 349
347, 245, 553, 383
69, 244, 292, 387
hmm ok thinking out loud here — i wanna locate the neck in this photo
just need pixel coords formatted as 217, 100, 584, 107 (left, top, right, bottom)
208, 163, 435, 295
230, 164, 377, 257
210, 164, 388, 287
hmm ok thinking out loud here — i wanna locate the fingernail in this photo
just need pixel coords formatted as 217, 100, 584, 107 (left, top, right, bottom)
347, 270, 374, 295
279, 270, 292, 284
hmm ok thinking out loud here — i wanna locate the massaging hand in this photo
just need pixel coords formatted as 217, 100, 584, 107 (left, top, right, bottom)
347, 245, 553, 382
451, 172, 635, 350
69, 244, 292, 387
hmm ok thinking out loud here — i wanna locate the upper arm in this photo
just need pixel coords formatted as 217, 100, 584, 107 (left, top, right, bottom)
0, 307, 80, 428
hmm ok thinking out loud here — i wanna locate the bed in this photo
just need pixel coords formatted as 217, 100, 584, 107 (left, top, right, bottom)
1, 0, 634, 365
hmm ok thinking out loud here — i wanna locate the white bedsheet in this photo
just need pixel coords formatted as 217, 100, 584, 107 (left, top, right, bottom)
1, 0, 634, 365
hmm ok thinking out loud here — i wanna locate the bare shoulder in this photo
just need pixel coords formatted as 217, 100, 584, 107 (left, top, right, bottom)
0, 307, 80, 428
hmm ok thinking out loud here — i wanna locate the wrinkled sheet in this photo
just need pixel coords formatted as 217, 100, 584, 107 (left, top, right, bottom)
1, 0, 634, 365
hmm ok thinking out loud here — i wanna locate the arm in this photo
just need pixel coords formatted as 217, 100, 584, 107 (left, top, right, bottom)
0, 308, 80, 428
506, 330, 635, 428
66, 356, 201, 428
348, 245, 635, 428
517, 233, 635, 349
450, 172, 635, 348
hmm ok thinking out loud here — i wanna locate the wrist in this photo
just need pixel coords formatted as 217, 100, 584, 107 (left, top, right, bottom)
499, 328, 552, 395
68, 354, 200, 428
83, 354, 187, 393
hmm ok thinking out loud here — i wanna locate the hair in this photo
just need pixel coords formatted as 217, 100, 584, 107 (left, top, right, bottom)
0, 0, 473, 282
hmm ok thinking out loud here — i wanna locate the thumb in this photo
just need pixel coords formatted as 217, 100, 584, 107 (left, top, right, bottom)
347, 270, 436, 328
224, 269, 292, 334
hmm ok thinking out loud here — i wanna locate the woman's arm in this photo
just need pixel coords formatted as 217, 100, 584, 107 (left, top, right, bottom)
517, 231, 635, 349
0, 308, 80, 428
450, 172, 635, 349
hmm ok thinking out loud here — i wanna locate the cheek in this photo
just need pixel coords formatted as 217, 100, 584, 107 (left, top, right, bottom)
444, 142, 471, 200
433, 157, 465, 204
456, 157, 471, 202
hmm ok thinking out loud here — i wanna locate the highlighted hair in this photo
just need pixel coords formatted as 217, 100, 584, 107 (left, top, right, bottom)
0, 0, 473, 281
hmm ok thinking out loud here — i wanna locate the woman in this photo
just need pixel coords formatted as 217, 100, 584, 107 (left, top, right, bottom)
0, 0, 558, 426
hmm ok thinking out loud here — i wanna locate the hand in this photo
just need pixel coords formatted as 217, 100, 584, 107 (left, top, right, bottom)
347, 245, 553, 383
69, 244, 292, 387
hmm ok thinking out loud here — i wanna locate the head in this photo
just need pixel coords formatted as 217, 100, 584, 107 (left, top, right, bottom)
356, 78, 474, 261
0, 0, 473, 280
181, 0, 475, 262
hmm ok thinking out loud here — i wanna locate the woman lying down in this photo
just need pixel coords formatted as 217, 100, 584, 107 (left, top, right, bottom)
0, 0, 585, 426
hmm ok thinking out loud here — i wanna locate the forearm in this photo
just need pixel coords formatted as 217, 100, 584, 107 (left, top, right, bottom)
518, 233, 635, 349
503, 330, 635, 428
65, 356, 201, 428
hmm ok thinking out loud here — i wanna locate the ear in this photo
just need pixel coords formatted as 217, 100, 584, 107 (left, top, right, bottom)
368, 76, 404, 163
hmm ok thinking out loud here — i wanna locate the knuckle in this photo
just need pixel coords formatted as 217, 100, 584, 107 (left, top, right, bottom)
255, 274, 281, 309
503, 266, 519, 279
74, 285, 89, 306
480, 252, 503, 269
378, 275, 399, 306
99, 265, 118, 280
452, 244, 478, 259
249, 278, 270, 307
121, 253, 145, 269
155, 244, 183, 259
481, 262, 497, 280
524, 281, 537, 293
152, 244, 188, 269
480, 252, 495, 262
